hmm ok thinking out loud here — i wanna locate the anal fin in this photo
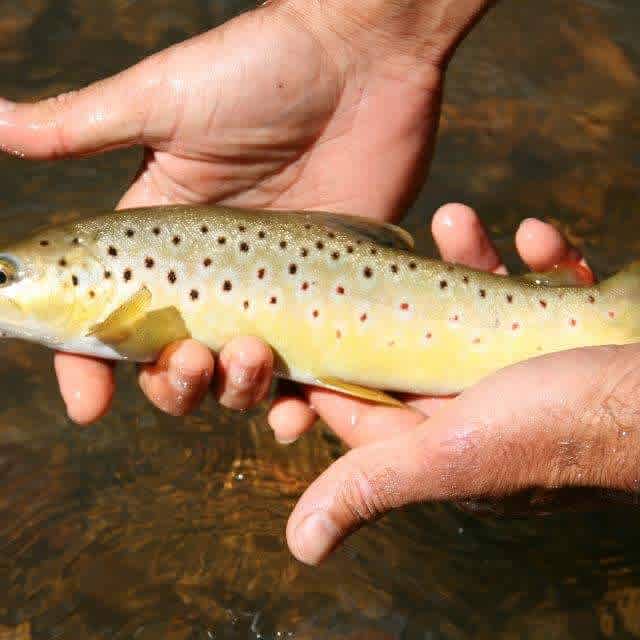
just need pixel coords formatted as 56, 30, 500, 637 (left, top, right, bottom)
316, 376, 405, 408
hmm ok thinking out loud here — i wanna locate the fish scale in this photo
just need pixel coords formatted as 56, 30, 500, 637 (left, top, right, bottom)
0, 204, 637, 401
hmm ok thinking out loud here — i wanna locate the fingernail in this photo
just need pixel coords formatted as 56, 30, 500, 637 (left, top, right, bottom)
293, 512, 340, 565
0, 98, 16, 113
275, 434, 299, 445
168, 354, 209, 393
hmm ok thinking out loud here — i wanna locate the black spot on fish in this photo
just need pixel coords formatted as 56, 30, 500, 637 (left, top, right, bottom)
300, 248, 309, 257
370, 248, 377, 256
172, 236, 181, 245
239, 241, 249, 252
144, 257, 154, 268
243, 300, 249, 310
123, 269, 132, 282
289, 263, 297, 274
463, 275, 469, 284
203, 258, 212, 267
316, 241, 324, 250
506, 294, 513, 303
200, 225, 209, 234
108, 246, 117, 257
440, 280, 447, 289
168, 270, 177, 284
304, 223, 311, 230
104, 270, 112, 279
72, 237, 80, 245
89, 290, 95, 298
409, 262, 417, 270
588, 295, 595, 303
270, 296, 277, 304
238, 225, 246, 232
153, 227, 161, 236
223, 280, 232, 292
257, 268, 265, 279
71, 275, 78, 286
190, 289, 199, 300
346, 245, 354, 253
258, 230, 265, 239
390, 264, 398, 274
331, 251, 340, 260
280, 240, 287, 249
479, 289, 486, 298
58, 258, 67, 267
363, 266, 373, 278
327, 231, 335, 239
218, 236, 226, 245
126, 229, 134, 238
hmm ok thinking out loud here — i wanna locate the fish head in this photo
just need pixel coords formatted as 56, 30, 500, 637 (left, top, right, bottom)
0, 227, 117, 347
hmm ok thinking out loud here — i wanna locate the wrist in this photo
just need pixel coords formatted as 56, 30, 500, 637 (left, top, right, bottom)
272, 0, 494, 69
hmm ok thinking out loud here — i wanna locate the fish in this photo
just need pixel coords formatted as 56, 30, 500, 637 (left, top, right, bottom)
0, 204, 638, 406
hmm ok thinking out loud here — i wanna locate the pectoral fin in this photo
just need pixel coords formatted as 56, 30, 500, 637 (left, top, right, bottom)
87, 287, 190, 360
87, 286, 152, 342
315, 376, 405, 408
119, 306, 191, 361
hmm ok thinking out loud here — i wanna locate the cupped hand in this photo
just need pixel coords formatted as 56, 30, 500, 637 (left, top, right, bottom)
279, 208, 640, 566
0, 3, 443, 422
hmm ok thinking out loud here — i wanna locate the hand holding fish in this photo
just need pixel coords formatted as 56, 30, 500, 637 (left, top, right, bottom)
0, 0, 490, 423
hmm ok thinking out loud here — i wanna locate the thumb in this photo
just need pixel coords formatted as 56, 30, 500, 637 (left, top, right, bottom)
286, 345, 637, 565
0, 51, 168, 160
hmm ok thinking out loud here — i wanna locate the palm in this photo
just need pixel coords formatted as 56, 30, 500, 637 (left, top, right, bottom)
118, 10, 441, 220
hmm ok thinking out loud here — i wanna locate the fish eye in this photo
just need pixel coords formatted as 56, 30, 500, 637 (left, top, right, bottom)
0, 257, 18, 288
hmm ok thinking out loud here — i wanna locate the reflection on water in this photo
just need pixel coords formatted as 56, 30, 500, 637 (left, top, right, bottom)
0, 0, 638, 637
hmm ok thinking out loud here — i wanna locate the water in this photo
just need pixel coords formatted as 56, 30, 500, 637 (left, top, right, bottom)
0, 0, 639, 637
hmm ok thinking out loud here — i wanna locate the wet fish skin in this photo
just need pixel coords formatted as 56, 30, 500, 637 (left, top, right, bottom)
0, 204, 637, 397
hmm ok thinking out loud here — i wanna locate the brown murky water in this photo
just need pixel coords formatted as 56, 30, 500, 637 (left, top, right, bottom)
0, 0, 639, 638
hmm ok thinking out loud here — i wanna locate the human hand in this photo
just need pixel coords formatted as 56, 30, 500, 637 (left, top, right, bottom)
0, 0, 490, 422
279, 206, 640, 566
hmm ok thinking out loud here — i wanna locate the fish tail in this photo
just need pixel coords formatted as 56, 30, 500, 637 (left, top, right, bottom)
599, 260, 640, 339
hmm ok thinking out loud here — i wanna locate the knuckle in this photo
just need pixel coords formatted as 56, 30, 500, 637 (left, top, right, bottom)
334, 458, 398, 525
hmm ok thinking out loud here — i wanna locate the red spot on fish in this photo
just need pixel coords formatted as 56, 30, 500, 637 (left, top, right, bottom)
512, 322, 520, 331
336, 330, 342, 339
472, 337, 481, 344
336, 285, 345, 295
360, 313, 368, 322
426, 332, 432, 340
609, 310, 616, 319
569, 318, 577, 327
400, 302, 409, 311
301, 281, 309, 291
539, 299, 547, 308
449, 314, 459, 322
257, 268, 265, 279
312, 309, 319, 318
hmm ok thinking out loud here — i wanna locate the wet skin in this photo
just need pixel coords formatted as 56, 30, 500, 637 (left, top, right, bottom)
3, 0, 640, 565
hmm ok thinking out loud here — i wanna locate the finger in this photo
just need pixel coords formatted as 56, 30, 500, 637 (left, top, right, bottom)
0, 51, 167, 160
431, 203, 507, 274
54, 352, 115, 425
138, 339, 214, 416
268, 395, 318, 444
306, 387, 424, 448
214, 336, 274, 410
515, 218, 595, 284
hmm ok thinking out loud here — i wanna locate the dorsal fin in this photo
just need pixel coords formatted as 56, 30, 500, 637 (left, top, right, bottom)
301, 211, 414, 250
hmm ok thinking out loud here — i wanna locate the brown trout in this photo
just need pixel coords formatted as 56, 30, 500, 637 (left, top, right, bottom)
0, 204, 637, 404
